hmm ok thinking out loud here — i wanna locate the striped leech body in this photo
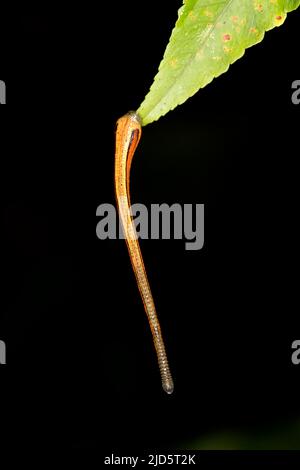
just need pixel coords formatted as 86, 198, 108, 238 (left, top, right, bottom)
114, 111, 174, 394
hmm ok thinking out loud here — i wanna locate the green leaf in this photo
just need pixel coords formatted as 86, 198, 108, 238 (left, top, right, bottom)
182, 418, 300, 450
137, 0, 300, 126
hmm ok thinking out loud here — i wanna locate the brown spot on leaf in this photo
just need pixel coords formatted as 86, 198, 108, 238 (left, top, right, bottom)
274, 14, 285, 25
223, 34, 231, 42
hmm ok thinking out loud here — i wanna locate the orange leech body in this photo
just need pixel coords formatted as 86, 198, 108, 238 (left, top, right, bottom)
114, 111, 174, 395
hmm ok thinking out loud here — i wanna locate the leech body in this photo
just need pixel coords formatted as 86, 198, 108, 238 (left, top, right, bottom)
114, 111, 174, 395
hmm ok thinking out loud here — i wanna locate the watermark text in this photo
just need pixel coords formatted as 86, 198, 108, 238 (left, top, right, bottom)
0, 80, 6, 104
291, 340, 300, 365
291, 80, 300, 105
96, 202, 204, 251
0, 340, 6, 364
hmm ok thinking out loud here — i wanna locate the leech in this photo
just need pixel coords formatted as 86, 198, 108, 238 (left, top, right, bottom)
114, 111, 174, 394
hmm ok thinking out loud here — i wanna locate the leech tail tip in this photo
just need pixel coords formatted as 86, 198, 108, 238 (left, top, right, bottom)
163, 381, 174, 395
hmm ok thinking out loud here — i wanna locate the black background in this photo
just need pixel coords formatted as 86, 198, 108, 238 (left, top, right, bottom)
0, 3, 300, 451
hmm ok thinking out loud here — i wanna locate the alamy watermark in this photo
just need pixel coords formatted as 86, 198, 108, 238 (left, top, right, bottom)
0, 80, 6, 104
291, 340, 300, 365
291, 80, 300, 105
0, 340, 6, 364
96, 202, 204, 250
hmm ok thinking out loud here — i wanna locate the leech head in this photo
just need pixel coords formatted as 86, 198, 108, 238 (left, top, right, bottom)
127, 110, 142, 125
115, 111, 141, 134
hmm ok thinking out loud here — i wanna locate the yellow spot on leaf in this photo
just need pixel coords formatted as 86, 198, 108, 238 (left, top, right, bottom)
196, 50, 204, 60
231, 16, 239, 23
254, 3, 263, 12
169, 58, 178, 68
188, 10, 197, 21
203, 9, 213, 18
223, 45, 232, 53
